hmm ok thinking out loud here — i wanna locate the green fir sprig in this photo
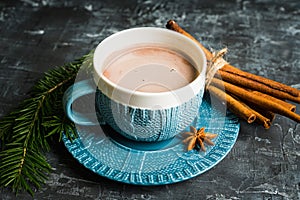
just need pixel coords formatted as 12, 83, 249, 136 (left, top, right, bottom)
0, 52, 93, 196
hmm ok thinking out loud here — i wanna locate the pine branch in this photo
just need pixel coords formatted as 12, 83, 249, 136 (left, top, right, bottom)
0, 51, 93, 196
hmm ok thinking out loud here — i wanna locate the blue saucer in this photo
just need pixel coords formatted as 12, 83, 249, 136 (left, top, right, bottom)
62, 94, 240, 185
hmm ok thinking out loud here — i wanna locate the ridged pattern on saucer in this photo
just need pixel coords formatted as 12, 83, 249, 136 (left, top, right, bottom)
63, 96, 240, 185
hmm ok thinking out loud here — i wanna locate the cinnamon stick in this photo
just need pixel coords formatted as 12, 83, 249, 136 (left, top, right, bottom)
221, 64, 300, 98
211, 78, 300, 123
166, 20, 213, 61
166, 20, 300, 99
166, 19, 300, 126
227, 92, 274, 128
217, 70, 300, 104
238, 101, 272, 129
262, 111, 276, 123
241, 101, 276, 123
251, 91, 296, 112
207, 85, 256, 123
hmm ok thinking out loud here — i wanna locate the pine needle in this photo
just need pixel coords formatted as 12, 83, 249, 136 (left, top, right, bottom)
0, 51, 93, 196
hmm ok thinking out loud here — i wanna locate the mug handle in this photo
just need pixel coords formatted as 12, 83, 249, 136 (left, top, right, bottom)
63, 79, 105, 126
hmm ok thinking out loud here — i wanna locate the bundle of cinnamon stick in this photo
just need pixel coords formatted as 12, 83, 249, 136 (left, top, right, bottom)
166, 20, 300, 129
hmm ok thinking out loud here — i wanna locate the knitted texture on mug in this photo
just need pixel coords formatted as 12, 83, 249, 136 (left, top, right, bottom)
95, 90, 203, 142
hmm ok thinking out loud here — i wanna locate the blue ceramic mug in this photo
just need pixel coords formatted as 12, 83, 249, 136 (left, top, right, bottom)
63, 27, 207, 142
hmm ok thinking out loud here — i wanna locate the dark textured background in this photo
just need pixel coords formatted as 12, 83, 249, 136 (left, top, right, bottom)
0, 0, 299, 199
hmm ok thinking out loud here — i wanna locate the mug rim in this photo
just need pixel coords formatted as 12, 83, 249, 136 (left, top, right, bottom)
93, 27, 207, 109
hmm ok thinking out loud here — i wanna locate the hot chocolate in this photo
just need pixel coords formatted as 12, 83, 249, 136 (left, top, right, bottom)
103, 45, 199, 93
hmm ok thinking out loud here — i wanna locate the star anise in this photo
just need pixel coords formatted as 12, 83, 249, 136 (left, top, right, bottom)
183, 126, 218, 151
